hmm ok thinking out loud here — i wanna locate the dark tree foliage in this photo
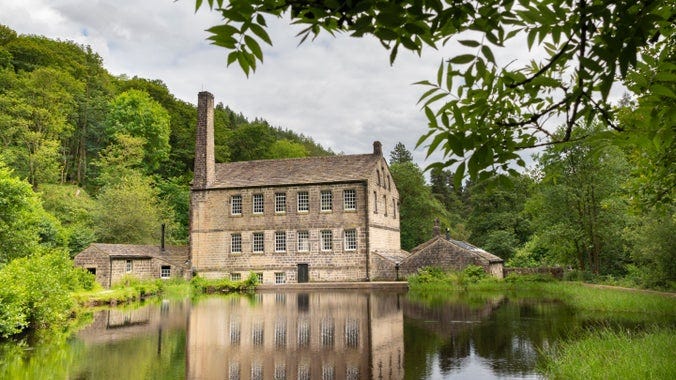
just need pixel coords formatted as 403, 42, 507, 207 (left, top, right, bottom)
389, 142, 414, 164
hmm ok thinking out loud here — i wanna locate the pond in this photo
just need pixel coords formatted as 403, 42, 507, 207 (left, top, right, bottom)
0, 290, 669, 379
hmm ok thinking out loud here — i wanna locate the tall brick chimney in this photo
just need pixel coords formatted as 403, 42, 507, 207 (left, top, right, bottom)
194, 91, 215, 189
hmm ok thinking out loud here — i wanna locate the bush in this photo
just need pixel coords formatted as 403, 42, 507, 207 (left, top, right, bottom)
191, 272, 258, 294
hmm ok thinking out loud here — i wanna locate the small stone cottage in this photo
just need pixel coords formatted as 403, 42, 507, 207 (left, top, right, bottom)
74, 244, 190, 288
400, 222, 504, 278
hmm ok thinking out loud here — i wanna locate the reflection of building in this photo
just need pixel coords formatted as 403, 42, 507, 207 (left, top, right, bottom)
190, 92, 407, 283
74, 243, 190, 288
187, 292, 404, 380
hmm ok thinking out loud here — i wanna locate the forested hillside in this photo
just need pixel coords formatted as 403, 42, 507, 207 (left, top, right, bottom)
0, 24, 331, 253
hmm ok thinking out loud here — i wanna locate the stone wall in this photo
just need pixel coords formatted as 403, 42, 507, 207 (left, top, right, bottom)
74, 248, 111, 287
400, 239, 504, 278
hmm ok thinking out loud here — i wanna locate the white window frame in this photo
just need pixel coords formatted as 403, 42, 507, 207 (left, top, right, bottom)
231, 194, 242, 215
253, 193, 264, 214
230, 272, 242, 281
160, 265, 171, 278
297, 191, 309, 212
344, 229, 357, 251
297, 230, 309, 252
275, 231, 287, 253
231, 233, 242, 253
275, 192, 286, 213
125, 259, 132, 273
275, 272, 286, 284
343, 189, 356, 211
321, 190, 332, 212
253, 232, 264, 253
321, 230, 333, 251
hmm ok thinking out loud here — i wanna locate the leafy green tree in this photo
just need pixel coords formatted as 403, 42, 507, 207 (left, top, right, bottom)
465, 175, 533, 260
227, 122, 276, 161
389, 142, 413, 165
390, 161, 451, 250
194, 0, 673, 181
526, 126, 631, 274
266, 139, 308, 159
38, 184, 97, 255
93, 174, 175, 245
104, 89, 171, 173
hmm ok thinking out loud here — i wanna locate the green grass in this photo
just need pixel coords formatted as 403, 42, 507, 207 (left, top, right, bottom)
539, 327, 676, 380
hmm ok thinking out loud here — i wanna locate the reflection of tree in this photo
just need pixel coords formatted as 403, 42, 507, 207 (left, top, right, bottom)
403, 295, 578, 377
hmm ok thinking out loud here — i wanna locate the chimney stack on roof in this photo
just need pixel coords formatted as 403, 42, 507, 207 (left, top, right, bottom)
433, 218, 441, 237
373, 141, 382, 156
194, 91, 215, 189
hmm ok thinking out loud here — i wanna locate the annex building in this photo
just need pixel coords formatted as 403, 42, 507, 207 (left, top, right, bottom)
190, 91, 408, 284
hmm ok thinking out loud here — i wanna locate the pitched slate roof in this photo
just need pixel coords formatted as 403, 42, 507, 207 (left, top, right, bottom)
210, 153, 382, 189
79, 244, 189, 268
408, 235, 503, 264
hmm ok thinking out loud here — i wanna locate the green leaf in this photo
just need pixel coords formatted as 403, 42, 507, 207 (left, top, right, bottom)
453, 162, 465, 189
227, 51, 238, 66
458, 39, 480, 47
389, 42, 399, 65
449, 54, 475, 64
481, 45, 495, 64
249, 23, 272, 45
436, 60, 444, 86
244, 35, 263, 61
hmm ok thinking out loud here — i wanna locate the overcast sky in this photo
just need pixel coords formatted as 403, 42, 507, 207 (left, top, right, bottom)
0, 1, 625, 169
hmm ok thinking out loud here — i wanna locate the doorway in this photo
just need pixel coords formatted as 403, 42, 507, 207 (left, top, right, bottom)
297, 264, 309, 283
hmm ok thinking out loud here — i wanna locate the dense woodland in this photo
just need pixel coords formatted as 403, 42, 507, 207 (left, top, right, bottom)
0, 24, 673, 296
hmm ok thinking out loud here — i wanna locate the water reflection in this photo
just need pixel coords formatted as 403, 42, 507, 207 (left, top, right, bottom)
3, 290, 633, 379
187, 292, 404, 380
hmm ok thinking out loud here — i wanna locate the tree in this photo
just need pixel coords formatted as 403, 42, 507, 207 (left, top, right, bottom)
390, 161, 451, 250
104, 89, 171, 173
227, 122, 276, 161
194, 0, 673, 182
389, 142, 413, 165
266, 139, 308, 159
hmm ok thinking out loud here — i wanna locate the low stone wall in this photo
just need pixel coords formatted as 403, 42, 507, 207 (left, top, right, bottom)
503, 267, 564, 279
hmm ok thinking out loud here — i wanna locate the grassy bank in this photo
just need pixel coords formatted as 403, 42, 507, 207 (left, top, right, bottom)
73, 273, 259, 307
540, 327, 676, 379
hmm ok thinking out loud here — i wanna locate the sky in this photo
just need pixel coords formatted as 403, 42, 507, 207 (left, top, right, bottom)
0, 1, 625, 169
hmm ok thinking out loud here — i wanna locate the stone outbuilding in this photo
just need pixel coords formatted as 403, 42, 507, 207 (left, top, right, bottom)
74, 244, 190, 288
400, 222, 504, 278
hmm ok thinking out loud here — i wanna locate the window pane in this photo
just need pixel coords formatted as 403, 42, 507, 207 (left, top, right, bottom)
297, 191, 309, 212
343, 189, 356, 210
253, 194, 264, 214
321, 190, 332, 211
231, 195, 242, 215
231, 234, 242, 253
275, 192, 286, 213
297, 231, 309, 252
253, 232, 264, 253
344, 229, 357, 251
275, 231, 286, 252
321, 230, 333, 251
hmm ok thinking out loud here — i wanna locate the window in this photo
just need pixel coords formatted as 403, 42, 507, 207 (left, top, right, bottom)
275, 231, 286, 253
275, 272, 286, 284
253, 232, 264, 253
321, 230, 333, 251
297, 191, 309, 212
256, 272, 263, 283
383, 195, 388, 216
373, 191, 378, 213
344, 229, 357, 251
345, 318, 360, 348
376, 169, 381, 186
297, 231, 309, 252
297, 319, 310, 348
253, 321, 264, 346
230, 318, 241, 345
321, 190, 332, 211
253, 193, 264, 214
343, 189, 356, 210
275, 192, 286, 213
387, 174, 391, 190
231, 272, 241, 281
320, 317, 334, 347
231, 194, 242, 215
125, 260, 132, 273
160, 265, 171, 278
231, 233, 242, 253
274, 318, 287, 348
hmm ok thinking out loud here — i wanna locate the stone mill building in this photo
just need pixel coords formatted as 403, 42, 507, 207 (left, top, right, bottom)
190, 91, 408, 284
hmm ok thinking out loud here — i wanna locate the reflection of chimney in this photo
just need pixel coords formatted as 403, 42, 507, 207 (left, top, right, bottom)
373, 141, 382, 156
161, 223, 166, 253
194, 91, 215, 189
433, 218, 440, 237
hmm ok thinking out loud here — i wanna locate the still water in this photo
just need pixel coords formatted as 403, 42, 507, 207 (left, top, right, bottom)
1, 290, 654, 379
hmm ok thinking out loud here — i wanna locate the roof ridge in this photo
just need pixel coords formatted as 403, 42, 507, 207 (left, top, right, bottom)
215, 153, 378, 166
